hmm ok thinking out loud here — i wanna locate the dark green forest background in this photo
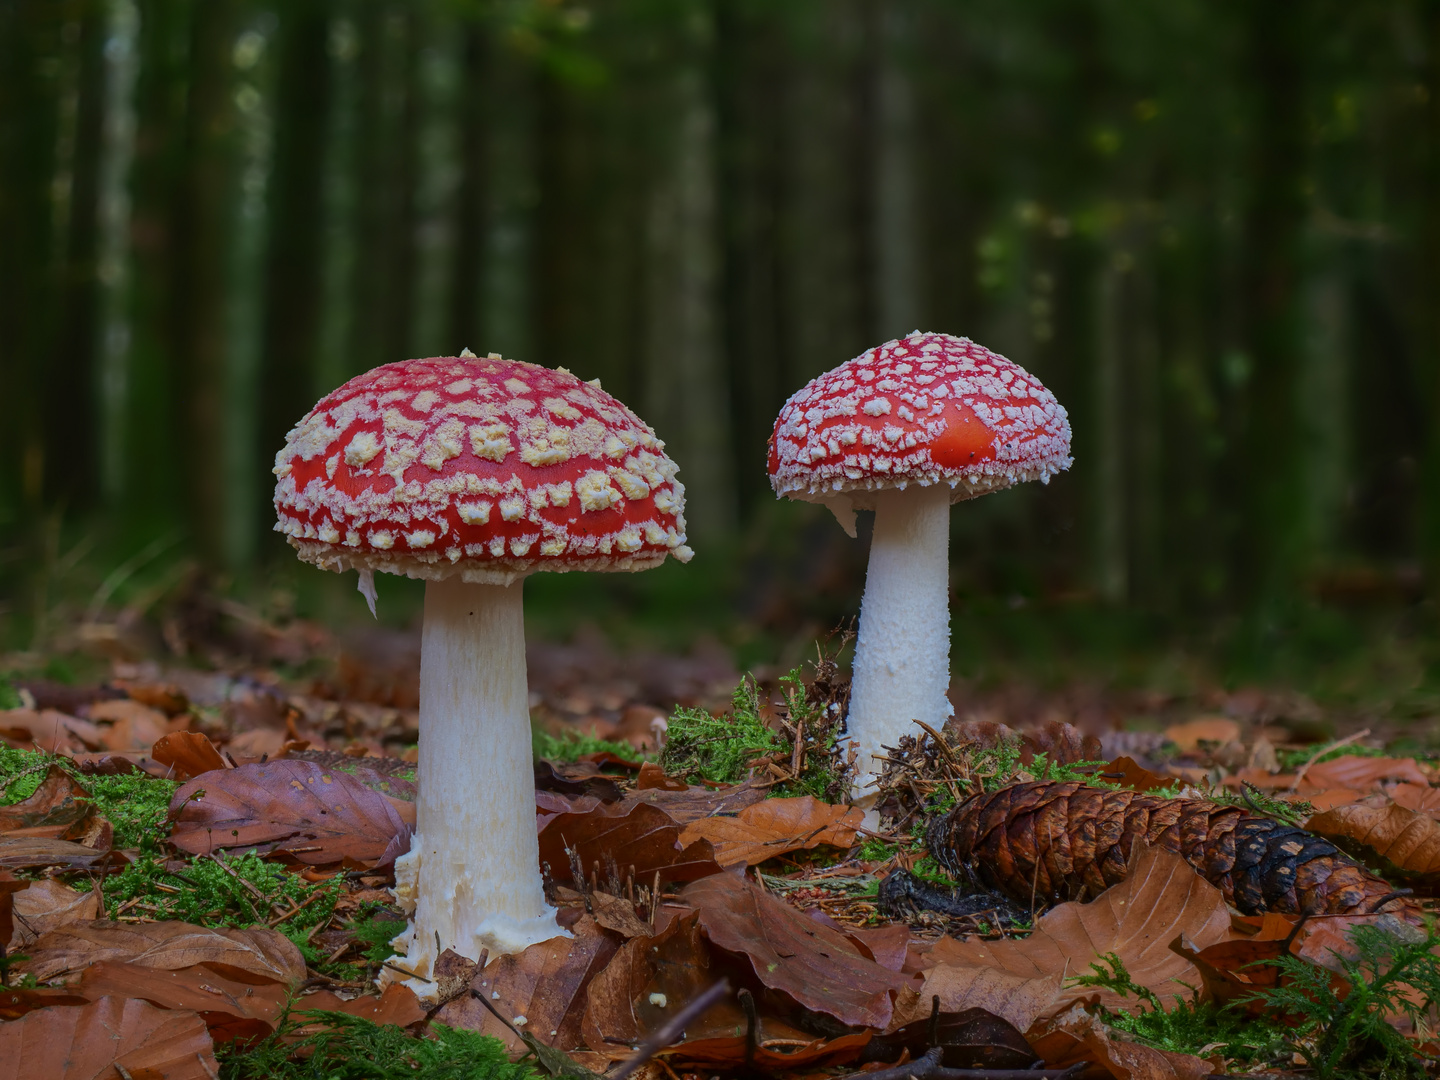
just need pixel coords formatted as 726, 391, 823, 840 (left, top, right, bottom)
3, 0, 1440, 672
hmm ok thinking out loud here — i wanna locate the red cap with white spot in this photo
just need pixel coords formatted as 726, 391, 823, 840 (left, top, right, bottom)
273, 354, 692, 584
768, 331, 1071, 507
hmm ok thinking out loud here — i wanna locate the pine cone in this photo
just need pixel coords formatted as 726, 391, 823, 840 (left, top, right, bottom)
927, 780, 1419, 918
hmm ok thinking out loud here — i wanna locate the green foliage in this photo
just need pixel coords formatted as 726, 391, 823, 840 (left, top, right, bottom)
531, 727, 642, 764
1076, 953, 1288, 1066
350, 908, 408, 965
1258, 920, 1440, 1078
661, 674, 782, 784
1208, 783, 1315, 828
103, 851, 340, 930
85, 771, 180, 851
0, 745, 51, 803
0, 675, 20, 710
219, 1010, 538, 1080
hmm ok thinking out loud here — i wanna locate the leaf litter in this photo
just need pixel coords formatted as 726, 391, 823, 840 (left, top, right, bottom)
5, 627, 1440, 1078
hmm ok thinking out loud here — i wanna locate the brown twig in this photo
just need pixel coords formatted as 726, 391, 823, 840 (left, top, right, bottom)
609, 978, 732, 1080
266, 885, 330, 926
1287, 728, 1371, 793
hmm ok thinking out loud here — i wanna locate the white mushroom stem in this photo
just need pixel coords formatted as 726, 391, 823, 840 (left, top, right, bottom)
387, 577, 562, 996
847, 484, 953, 799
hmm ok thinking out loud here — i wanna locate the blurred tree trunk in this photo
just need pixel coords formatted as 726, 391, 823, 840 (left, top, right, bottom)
1423, 0, 1440, 594
1093, 257, 1126, 603
1236, 0, 1307, 606
124, 0, 189, 532
170, 0, 237, 567
873, 1, 919, 342
44, 0, 107, 510
447, 18, 489, 355
260, 1, 332, 503
643, 14, 734, 544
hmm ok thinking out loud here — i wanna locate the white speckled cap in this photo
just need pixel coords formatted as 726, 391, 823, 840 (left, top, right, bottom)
273, 354, 692, 585
769, 331, 1072, 509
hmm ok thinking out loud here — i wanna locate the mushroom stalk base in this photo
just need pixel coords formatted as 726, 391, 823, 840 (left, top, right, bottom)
847, 485, 953, 798
387, 578, 562, 998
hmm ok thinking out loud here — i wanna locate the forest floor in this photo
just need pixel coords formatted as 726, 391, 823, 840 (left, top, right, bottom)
2, 592, 1440, 1078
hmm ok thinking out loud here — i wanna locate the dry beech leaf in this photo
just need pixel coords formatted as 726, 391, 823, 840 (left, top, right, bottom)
0, 835, 112, 871
301, 982, 428, 1030
682, 873, 912, 1029
537, 800, 721, 888
151, 731, 227, 781
1306, 800, 1440, 877
1020, 721, 1103, 766
1162, 717, 1242, 753
0, 765, 96, 840
1026, 1002, 1212, 1080
9, 878, 99, 949
78, 960, 291, 1044
1302, 756, 1429, 790
669, 1032, 872, 1070
635, 762, 688, 792
0, 870, 30, 945
435, 915, 618, 1052
0, 995, 218, 1080
0, 986, 90, 1020
620, 779, 768, 825
927, 845, 1232, 1013
879, 1006, 1037, 1070
677, 796, 863, 867
168, 759, 408, 867
22, 919, 307, 984
591, 892, 653, 939
1100, 756, 1173, 792
845, 923, 912, 972
1390, 783, 1440, 817
889, 966, 1063, 1036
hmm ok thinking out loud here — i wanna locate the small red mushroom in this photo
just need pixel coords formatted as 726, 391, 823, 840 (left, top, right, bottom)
273, 351, 691, 992
769, 332, 1071, 800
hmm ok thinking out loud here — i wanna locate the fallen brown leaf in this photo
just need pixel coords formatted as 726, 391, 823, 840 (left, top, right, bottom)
537, 800, 720, 889
677, 796, 863, 867
0, 835, 112, 870
8, 878, 100, 949
1303, 756, 1429, 790
845, 922, 911, 971
925, 845, 1232, 1013
591, 892, 653, 939
435, 915, 619, 1052
90, 698, 170, 751
1162, 717, 1241, 754
889, 965, 1063, 1036
1026, 1002, 1212, 1080
301, 982, 428, 1030
1020, 720, 1103, 766
1306, 800, 1440, 878
0, 708, 104, 754
620, 779, 768, 824
667, 1032, 873, 1070
0, 986, 90, 1020
78, 960, 290, 1043
1390, 783, 1440, 817
636, 762, 688, 792
167, 759, 409, 867
151, 731, 227, 781
1100, 756, 1172, 792
682, 872, 912, 1028
878, 1006, 1038, 1070
0, 995, 217, 1080
0, 765, 97, 840
21, 919, 307, 984
0, 870, 30, 946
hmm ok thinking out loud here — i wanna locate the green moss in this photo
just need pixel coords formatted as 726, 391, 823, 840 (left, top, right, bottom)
531, 727, 642, 763
86, 771, 180, 851
0, 675, 21, 710
219, 1010, 539, 1080
103, 851, 340, 930
350, 907, 408, 965
661, 675, 782, 784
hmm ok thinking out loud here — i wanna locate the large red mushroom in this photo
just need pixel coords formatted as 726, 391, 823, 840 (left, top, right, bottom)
769, 332, 1070, 801
273, 351, 691, 992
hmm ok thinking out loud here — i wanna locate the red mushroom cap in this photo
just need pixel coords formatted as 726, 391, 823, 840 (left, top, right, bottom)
768, 331, 1071, 505
273, 355, 692, 582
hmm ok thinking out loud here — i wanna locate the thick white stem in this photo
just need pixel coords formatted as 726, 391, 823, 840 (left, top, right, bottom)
847, 486, 952, 798
388, 578, 561, 995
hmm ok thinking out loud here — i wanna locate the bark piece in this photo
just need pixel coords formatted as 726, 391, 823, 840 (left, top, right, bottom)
929, 779, 1420, 918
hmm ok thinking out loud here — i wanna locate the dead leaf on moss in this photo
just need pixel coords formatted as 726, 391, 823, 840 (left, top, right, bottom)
677, 796, 863, 867
1306, 800, 1440, 878
0, 836, 113, 871
78, 960, 291, 1043
889, 965, 1062, 1035
1303, 756, 1428, 790
926, 845, 1232, 1014
435, 915, 618, 1053
151, 731, 227, 781
301, 982, 428, 1030
21, 919, 306, 984
167, 759, 409, 867
1026, 1002, 1213, 1080
538, 800, 720, 888
0, 765, 97, 840
682, 873, 912, 1029
1162, 717, 1241, 754
8, 878, 99, 949
0, 995, 217, 1080
1020, 721, 1103, 766
1099, 756, 1172, 792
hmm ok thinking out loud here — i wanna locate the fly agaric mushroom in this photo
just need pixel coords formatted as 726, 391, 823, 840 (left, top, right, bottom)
273, 352, 691, 992
768, 332, 1070, 799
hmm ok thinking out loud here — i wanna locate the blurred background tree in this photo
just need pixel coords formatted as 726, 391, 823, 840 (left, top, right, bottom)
2, 0, 1439, 678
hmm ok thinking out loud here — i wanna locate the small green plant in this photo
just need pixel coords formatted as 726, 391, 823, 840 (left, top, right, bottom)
662, 674, 782, 784
103, 851, 340, 930
1074, 953, 1288, 1066
531, 727, 641, 764
0, 675, 21, 710
1258, 919, 1440, 1078
349, 907, 409, 964
219, 1009, 539, 1080
86, 771, 180, 851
